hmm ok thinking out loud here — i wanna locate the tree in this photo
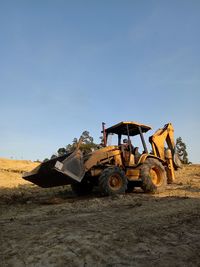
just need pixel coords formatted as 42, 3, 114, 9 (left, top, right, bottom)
51, 154, 57, 159
57, 147, 67, 156
79, 131, 98, 154
81, 131, 94, 144
53, 131, 98, 159
175, 137, 189, 164
66, 144, 73, 152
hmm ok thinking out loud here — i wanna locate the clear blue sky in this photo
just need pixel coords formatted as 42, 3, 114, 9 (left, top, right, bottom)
0, 0, 199, 163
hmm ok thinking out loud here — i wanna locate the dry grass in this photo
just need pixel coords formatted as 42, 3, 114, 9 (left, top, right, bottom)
0, 157, 39, 188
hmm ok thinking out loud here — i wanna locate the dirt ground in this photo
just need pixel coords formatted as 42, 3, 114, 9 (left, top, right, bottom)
0, 158, 200, 267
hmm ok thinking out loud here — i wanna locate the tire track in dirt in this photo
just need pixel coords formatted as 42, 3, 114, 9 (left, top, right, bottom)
1, 196, 200, 267
1, 164, 200, 266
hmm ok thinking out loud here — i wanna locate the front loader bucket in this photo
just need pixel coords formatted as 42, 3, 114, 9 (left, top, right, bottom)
22, 150, 86, 188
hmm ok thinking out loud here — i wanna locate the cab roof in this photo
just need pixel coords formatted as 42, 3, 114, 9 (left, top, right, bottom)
105, 121, 152, 136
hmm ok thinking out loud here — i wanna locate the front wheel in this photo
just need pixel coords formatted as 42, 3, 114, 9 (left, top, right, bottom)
140, 158, 167, 194
99, 167, 127, 196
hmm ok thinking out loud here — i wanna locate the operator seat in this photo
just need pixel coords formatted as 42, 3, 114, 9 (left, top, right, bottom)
120, 144, 135, 166
133, 147, 141, 164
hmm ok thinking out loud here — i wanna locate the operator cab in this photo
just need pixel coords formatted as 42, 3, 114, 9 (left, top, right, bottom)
102, 121, 152, 165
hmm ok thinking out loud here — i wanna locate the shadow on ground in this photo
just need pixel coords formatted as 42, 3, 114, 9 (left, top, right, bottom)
0, 181, 199, 207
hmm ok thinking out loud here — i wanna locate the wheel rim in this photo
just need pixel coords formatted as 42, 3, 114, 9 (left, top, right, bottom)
150, 167, 162, 186
108, 174, 123, 190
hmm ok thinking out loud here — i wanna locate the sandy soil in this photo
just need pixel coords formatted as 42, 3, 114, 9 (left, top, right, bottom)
0, 158, 39, 188
0, 158, 200, 267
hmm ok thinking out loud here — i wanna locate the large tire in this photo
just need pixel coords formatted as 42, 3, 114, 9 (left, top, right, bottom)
140, 158, 167, 194
71, 179, 93, 196
99, 167, 127, 196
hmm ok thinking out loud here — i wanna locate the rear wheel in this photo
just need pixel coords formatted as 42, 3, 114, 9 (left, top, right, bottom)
99, 167, 127, 196
140, 158, 167, 193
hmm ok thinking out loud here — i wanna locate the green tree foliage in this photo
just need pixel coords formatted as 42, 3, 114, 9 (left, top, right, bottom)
79, 131, 98, 154
56, 131, 98, 156
43, 131, 100, 161
57, 147, 67, 156
175, 137, 189, 164
81, 131, 94, 144
51, 154, 58, 159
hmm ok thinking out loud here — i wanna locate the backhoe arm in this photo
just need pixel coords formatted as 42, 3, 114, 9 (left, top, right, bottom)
149, 123, 175, 160
149, 123, 177, 183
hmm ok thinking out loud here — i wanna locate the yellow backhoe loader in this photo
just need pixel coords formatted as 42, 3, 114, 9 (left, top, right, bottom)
22, 121, 181, 195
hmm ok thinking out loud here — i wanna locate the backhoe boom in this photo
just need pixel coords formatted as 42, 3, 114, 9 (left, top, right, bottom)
149, 123, 177, 183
